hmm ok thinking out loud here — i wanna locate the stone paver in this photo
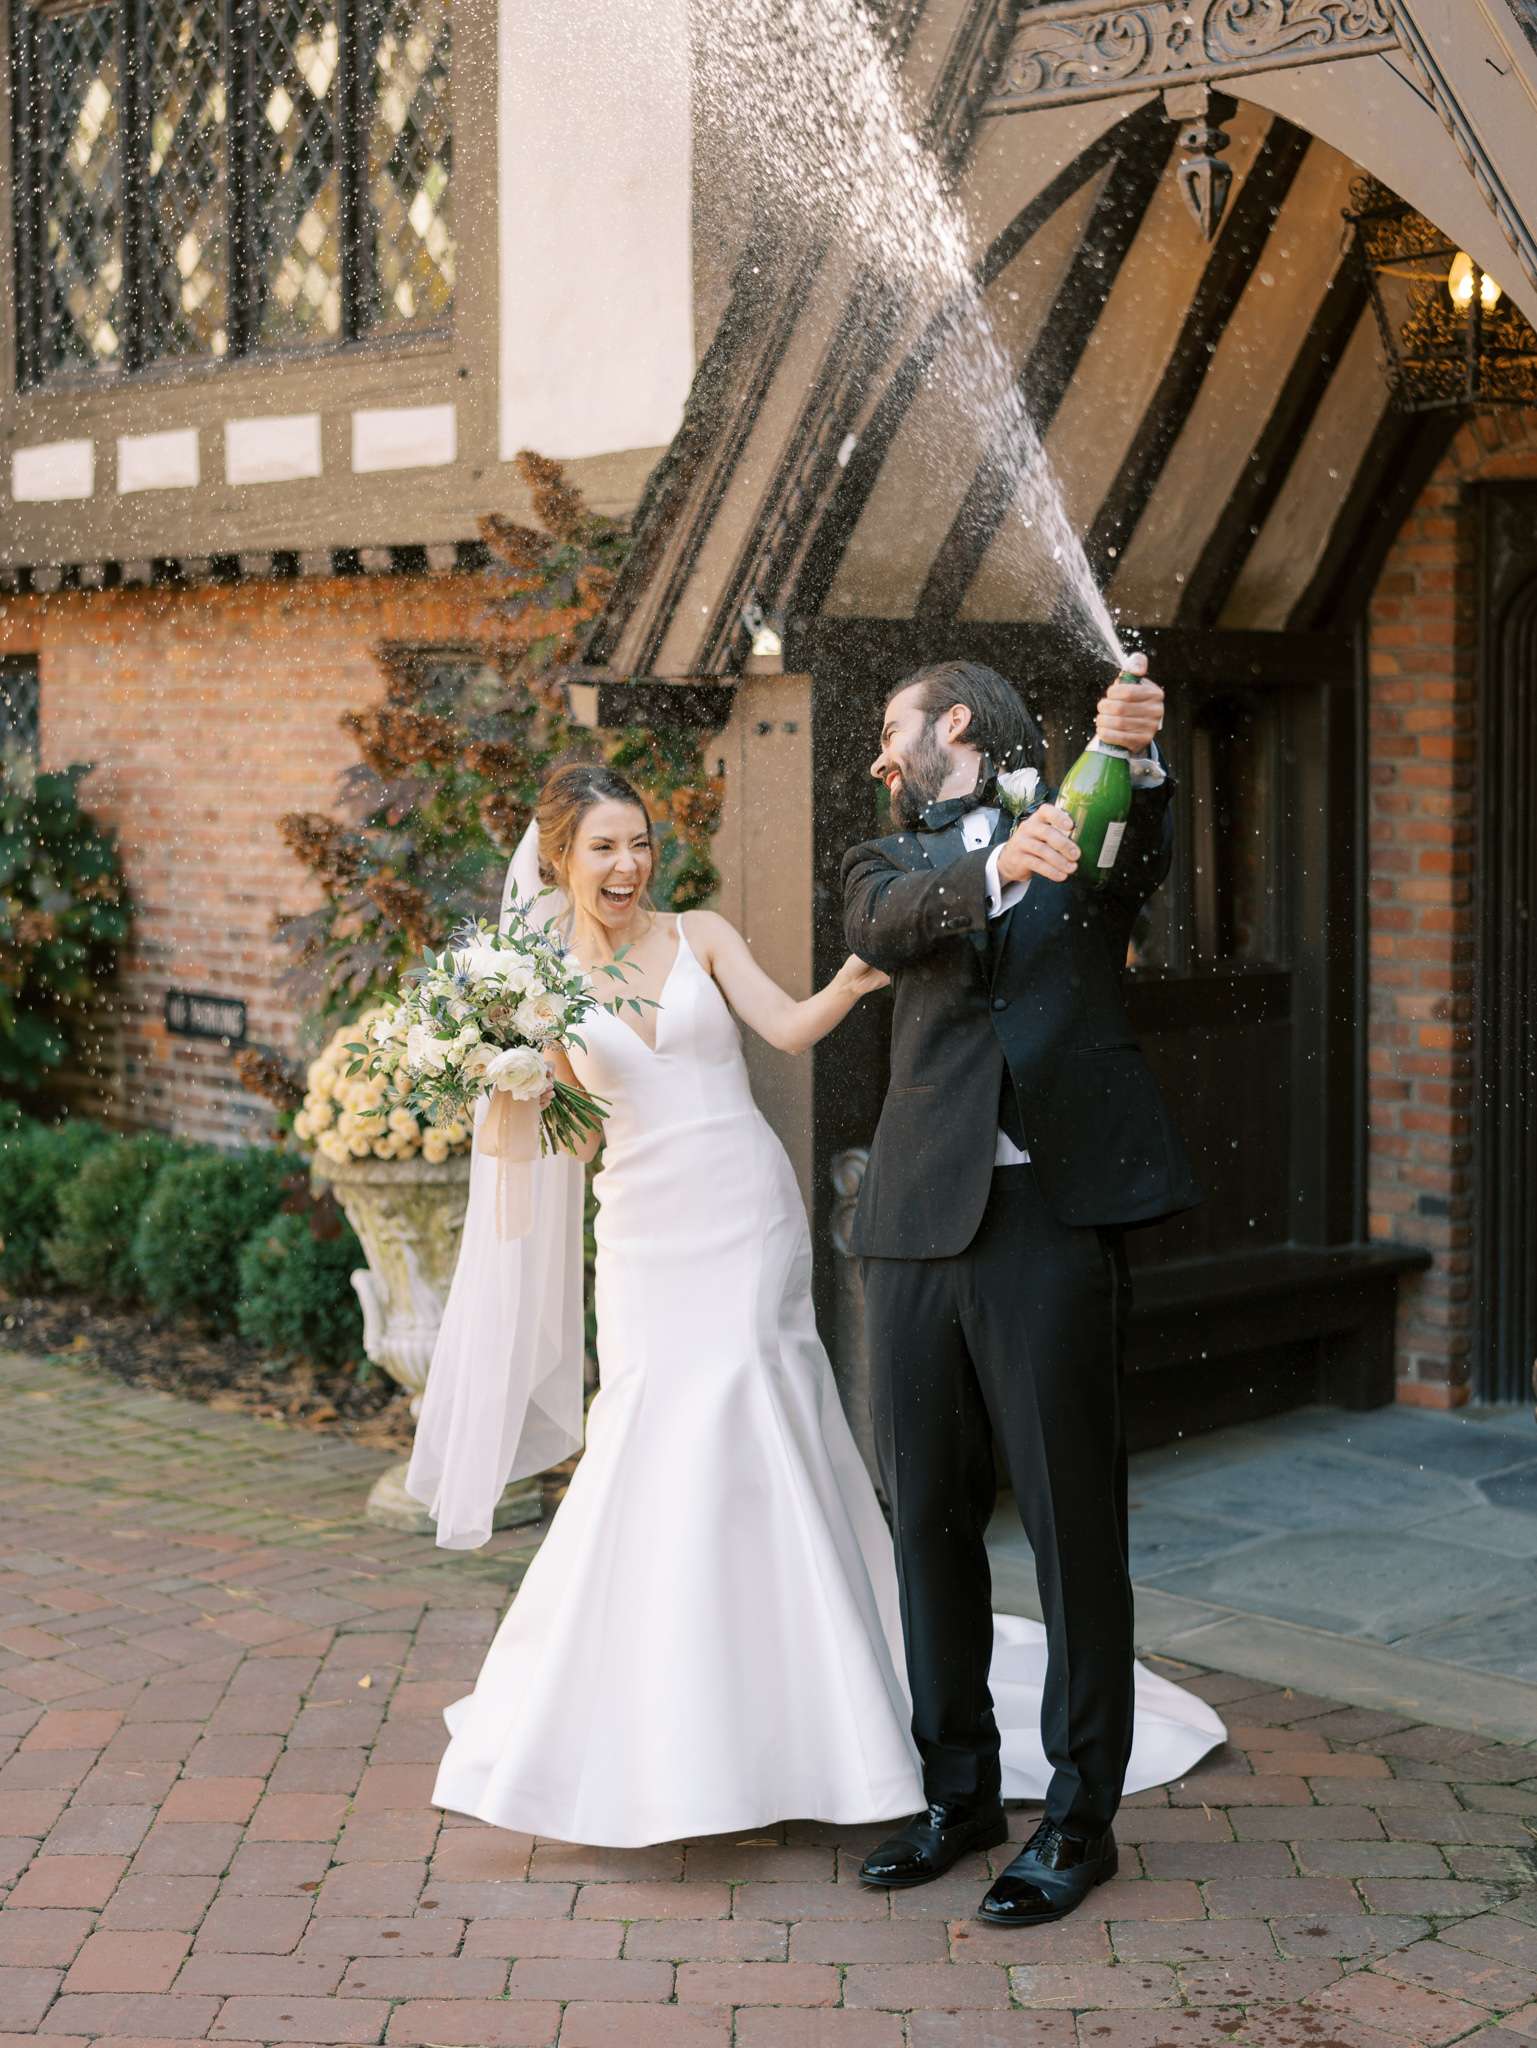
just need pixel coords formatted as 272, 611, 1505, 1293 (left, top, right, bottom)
2, 1349, 1535, 2048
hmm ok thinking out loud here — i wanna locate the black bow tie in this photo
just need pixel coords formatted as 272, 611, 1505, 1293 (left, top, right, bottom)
918, 784, 996, 834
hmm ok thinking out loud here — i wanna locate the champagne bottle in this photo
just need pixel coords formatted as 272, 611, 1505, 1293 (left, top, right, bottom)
1054, 671, 1140, 888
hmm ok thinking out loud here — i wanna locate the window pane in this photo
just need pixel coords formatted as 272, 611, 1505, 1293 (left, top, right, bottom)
0, 659, 40, 759
249, 0, 342, 346
39, 4, 124, 375
143, 0, 228, 362
366, 0, 453, 332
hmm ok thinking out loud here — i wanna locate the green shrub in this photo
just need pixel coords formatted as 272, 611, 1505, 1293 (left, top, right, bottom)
0, 753, 132, 1094
45, 1132, 192, 1302
132, 1146, 298, 1331
0, 1118, 111, 1292
236, 1206, 365, 1369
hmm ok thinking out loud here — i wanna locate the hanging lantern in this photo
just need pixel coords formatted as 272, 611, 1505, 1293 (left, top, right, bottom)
1343, 175, 1537, 413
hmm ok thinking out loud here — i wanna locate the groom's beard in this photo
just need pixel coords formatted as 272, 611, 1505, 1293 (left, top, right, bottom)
888, 722, 951, 830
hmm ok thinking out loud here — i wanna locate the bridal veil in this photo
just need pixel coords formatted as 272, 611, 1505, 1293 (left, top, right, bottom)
402, 823, 586, 1548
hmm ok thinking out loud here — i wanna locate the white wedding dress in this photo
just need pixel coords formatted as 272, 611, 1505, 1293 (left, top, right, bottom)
425, 912, 1225, 1847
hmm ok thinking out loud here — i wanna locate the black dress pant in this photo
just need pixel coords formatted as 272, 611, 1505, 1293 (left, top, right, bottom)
862, 1165, 1134, 1838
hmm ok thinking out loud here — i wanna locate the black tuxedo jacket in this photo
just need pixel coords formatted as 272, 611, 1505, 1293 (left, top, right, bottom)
841, 774, 1202, 1259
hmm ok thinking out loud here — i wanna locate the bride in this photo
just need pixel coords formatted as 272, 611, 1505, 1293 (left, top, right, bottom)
405, 758, 1223, 1850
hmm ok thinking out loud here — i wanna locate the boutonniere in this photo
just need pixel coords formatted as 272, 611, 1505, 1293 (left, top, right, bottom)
996, 766, 1041, 819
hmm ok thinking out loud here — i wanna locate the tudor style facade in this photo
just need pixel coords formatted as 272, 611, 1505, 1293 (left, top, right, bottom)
5, 0, 1537, 1427
584, 0, 1537, 1422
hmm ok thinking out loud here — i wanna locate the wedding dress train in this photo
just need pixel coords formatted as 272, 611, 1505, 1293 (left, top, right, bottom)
427, 916, 1224, 1847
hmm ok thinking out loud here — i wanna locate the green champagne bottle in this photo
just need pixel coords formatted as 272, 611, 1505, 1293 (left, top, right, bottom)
1054, 676, 1140, 888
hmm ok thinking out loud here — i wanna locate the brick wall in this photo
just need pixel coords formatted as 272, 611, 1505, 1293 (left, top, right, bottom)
1366, 407, 1537, 1407
1, 568, 500, 1147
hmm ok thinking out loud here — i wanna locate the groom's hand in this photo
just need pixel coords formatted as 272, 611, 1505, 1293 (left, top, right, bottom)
1095, 653, 1163, 756
997, 802, 1080, 886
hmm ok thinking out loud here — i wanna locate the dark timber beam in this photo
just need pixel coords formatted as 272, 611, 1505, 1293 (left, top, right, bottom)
1287, 405, 1460, 631
784, 616, 1355, 695
1176, 251, 1370, 627
790, 107, 1167, 623
915, 119, 1177, 625
1083, 118, 1312, 589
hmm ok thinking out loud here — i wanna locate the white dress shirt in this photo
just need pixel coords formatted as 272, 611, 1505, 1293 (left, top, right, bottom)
963, 743, 1168, 1167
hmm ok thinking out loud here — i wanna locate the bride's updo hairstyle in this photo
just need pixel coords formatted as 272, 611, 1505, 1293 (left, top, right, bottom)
535, 758, 656, 901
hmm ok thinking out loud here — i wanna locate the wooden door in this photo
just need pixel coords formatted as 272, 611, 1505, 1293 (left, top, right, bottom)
1474, 484, 1537, 1405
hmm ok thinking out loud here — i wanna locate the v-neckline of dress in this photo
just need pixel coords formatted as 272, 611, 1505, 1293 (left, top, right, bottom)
603, 917, 688, 1057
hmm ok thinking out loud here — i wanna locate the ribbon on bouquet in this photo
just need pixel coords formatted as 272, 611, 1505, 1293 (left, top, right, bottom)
475, 1089, 540, 1239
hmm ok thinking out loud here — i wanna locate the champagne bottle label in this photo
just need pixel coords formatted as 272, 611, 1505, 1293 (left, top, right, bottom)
1098, 820, 1127, 869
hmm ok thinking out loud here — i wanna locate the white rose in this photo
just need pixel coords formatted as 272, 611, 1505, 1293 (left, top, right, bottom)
997, 766, 1041, 816
455, 942, 528, 990
460, 1042, 497, 1084
405, 1023, 451, 1075
514, 990, 567, 1042
485, 1044, 548, 1100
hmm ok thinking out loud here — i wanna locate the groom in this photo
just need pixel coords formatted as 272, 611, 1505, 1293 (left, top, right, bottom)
842, 657, 1201, 1927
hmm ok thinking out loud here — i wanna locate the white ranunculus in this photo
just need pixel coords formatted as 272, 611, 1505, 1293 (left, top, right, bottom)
997, 766, 1041, 816
485, 1044, 548, 1100
514, 990, 567, 1042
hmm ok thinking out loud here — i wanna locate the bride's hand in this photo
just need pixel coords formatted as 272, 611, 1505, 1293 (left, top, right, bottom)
837, 954, 890, 998
538, 1057, 556, 1111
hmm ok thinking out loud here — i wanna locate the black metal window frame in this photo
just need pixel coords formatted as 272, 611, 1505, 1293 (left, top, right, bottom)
0, 656, 41, 757
10, 0, 452, 391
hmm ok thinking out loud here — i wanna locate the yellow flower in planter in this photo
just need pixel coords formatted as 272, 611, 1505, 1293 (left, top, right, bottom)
292, 1014, 472, 1165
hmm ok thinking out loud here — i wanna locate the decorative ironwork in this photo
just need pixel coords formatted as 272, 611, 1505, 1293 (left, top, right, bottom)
984, 0, 1397, 112
1345, 174, 1537, 411
364, 0, 453, 332
1166, 85, 1236, 239
38, 5, 124, 375
142, 0, 228, 361
248, 0, 343, 346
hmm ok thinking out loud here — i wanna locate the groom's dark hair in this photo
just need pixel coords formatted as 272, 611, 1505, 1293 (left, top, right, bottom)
890, 661, 1045, 776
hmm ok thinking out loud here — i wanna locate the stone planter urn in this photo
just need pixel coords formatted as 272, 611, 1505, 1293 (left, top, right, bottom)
310, 1151, 542, 1534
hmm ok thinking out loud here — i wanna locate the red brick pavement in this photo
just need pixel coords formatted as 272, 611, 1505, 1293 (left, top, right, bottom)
2, 1353, 1536, 2045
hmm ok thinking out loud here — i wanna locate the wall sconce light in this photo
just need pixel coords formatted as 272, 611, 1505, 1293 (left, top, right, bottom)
1344, 175, 1536, 412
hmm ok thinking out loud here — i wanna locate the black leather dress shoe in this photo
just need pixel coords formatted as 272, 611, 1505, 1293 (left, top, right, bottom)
859, 1800, 1008, 1889
976, 1818, 1117, 1925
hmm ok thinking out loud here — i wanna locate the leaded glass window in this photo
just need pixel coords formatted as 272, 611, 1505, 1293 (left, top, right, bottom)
10, 0, 453, 389
37, 5, 124, 377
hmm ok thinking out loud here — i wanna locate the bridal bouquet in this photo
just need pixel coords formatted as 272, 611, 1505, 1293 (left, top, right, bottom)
344, 901, 631, 1232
